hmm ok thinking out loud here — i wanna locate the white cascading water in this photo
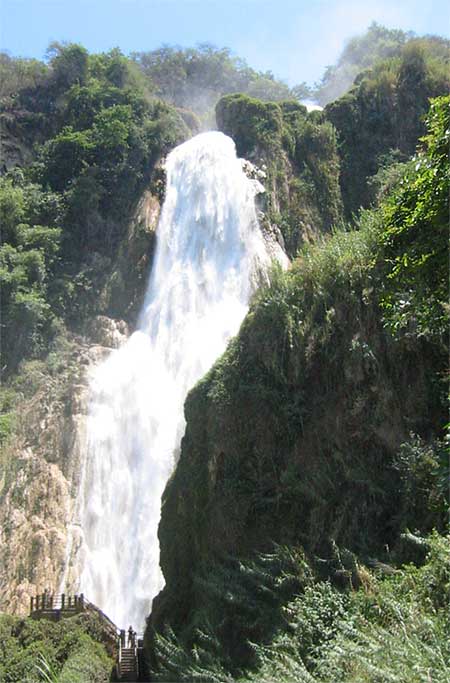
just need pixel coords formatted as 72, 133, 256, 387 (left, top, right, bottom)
75, 131, 277, 629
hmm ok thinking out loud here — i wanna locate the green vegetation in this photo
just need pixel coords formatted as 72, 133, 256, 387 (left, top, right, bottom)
379, 96, 449, 342
2, 42, 294, 129
325, 39, 450, 217
0, 173, 63, 371
0, 611, 114, 683
151, 534, 450, 682
216, 95, 343, 254
131, 44, 293, 126
0, 53, 47, 105
246, 532, 450, 683
0, 43, 188, 377
216, 94, 285, 155
150, 96, 449, 680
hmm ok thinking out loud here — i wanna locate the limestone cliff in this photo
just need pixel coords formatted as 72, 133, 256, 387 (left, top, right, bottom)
101, 185, 162, 322
0, 180, 161, 615
0, 318, 129, 615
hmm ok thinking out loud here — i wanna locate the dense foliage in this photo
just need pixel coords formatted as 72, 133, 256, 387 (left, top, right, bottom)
151, 534, 450, 682
0, 174, 63, 370
131, 44, 293, 125
0, 44, 188, 375
0, 611, 113, 683
379, 95, 449, 342
0, 53, 47, 105
325, 39, 450, 217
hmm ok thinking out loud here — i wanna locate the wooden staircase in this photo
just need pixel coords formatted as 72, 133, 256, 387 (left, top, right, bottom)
116, 630, 145, 681
118, 646, 139, 681
29, 592, 146, 681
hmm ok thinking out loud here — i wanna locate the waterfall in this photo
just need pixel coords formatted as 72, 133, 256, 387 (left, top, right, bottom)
76, 131, 277, 629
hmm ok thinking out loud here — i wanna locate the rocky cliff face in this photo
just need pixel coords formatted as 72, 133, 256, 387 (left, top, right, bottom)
150, 238, 445, 636
0, 117, 165, 610
0, 114, 33, 175
0, 177, 161, 615
0, 318, 129, 615
101, 186, 162, 323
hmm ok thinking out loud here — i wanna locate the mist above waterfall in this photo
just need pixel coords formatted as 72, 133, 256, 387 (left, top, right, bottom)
76, 131, 276, 629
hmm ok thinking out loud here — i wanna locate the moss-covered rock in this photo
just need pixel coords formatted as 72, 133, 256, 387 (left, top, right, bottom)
150, 213, 447, 644
216, 94, 284, 157
325, 44, 450, 218
216, 94, 343, 256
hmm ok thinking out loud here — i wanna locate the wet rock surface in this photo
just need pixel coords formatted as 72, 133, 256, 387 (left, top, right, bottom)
0, 319, 130, 615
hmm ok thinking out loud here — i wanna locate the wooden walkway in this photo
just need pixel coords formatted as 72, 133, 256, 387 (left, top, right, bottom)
30, 592, 146, 681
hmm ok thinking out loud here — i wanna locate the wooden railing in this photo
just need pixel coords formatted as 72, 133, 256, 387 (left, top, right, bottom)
29, 592, 145, 680
84, 597, 122, 641
116, 630, 144, 680
30, 592, 86, 614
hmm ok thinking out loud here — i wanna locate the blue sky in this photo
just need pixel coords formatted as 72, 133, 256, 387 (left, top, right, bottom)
2, 0, 449, 86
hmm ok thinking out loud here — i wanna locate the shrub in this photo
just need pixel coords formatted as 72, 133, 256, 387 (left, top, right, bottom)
379, 95, 449, 343
0, 613, 113, 683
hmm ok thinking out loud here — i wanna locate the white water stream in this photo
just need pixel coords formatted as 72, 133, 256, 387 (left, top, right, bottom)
73, 131, 279, 629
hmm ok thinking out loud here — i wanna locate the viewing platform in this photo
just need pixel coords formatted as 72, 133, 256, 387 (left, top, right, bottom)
29, 591, 147, 681
30, 591, 87, 619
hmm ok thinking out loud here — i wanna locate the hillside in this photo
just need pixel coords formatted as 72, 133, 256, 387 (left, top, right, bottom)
0, 32, 449, 683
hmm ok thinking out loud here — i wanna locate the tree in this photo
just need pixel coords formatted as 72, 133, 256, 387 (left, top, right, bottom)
131, 44, 295, 116
0, 176, 62, 371
47, 42, 89, 89
380, 95, 449, 341
0, 52, 48, 101
39, 127, 93, 191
